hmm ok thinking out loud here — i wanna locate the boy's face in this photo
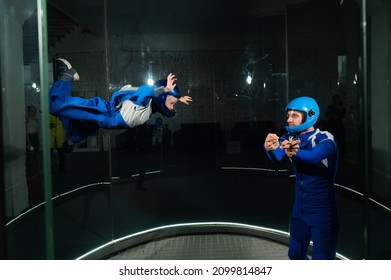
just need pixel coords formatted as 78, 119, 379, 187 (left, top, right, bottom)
165, 95, 178, 111
286, 110, 304, 127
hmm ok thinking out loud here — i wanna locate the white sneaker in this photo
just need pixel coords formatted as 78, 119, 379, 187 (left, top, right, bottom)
56, 58, 80, 81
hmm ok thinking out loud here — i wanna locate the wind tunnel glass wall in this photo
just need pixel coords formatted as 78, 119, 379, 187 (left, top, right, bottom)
2, 0, 391, 260
106, 2, 292, 254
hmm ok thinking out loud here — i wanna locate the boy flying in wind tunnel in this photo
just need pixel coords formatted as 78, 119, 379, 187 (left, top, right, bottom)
49, 58, 192, 145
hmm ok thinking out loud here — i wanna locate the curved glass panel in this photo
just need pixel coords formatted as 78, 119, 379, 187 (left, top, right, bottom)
105, 0, 290, 243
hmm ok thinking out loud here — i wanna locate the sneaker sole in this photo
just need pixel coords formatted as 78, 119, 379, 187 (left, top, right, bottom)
57, 58, 72, 70
57, 58, 80, 81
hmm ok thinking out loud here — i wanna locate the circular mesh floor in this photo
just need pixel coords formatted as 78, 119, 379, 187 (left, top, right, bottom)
107, 233, 290, 260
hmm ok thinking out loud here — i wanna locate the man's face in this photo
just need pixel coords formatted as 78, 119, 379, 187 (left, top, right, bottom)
286, 110, 304, 127
165, 95, 178, 111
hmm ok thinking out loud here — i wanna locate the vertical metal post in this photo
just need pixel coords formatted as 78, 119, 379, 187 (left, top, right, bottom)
0, 49, 7, 260
284, 7, 290, 104
361, 0, 369, 259
103, 0, 114, 241
37, 0, 55, 259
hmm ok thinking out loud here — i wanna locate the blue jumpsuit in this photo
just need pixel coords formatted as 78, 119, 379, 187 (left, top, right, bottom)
49, 80, 158, 143
265, 128, 339, 260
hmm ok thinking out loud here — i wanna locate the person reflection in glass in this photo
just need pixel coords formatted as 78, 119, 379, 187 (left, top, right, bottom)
326, 94, 346, 157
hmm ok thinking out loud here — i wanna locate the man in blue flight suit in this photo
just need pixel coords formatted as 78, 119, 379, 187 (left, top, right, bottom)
264, 96, 340, 260
49, 58, 192, 144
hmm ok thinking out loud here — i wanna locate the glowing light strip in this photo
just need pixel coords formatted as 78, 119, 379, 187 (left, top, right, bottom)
369, 198, 391, 212
112, 170, 162, 180
335, 183, 364, 197
6, 175, 390, 230
372, 168, 391, 179
76, 222, 291, 259
220, 168, 391, 213
76, 221, 349, 260
335, 183, 391, 212
130, 170, 161, 178
6, 182, 110, 226
221, 166, 289, 172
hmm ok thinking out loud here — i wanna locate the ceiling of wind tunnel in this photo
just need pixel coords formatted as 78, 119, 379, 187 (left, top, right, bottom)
46, 0, 310, 35
20, 0, 310, 64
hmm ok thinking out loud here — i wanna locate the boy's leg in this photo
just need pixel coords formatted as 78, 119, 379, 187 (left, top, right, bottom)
60, 118, 99, 143
49, 80, 109, 121
49, 58, 108, 143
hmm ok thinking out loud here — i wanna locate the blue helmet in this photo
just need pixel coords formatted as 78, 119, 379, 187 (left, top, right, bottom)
153, 79, 181, 118
285, 96, 320, 133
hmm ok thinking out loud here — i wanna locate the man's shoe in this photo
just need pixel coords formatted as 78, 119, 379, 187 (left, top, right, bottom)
56, 58, 80, 82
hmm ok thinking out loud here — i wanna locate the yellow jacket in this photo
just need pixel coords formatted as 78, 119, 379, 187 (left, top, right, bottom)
50, 115, 66, 149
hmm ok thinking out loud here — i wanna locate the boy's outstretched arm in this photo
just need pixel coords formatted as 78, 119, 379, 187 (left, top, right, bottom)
164, 73, 177, 92
179, 96, 193, 105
